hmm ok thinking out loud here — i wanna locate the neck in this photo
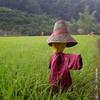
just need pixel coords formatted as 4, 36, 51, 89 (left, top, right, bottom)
53, 51, 63, 54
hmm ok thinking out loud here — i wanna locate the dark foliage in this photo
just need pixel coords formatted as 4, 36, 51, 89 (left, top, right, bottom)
0, 0, 100, 20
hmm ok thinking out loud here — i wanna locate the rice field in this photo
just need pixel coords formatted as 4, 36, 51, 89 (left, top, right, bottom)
0, 35, 100, 100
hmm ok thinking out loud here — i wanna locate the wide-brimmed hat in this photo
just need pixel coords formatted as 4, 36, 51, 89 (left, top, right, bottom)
47, 20, 78, 47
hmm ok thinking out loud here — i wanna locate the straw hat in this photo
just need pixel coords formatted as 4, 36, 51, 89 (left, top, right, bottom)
47, 20, 77, 47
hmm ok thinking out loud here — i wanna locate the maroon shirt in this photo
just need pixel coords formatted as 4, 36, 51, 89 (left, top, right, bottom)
49, 52, 83, 91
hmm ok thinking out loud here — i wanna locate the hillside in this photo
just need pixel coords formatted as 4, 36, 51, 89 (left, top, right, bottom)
0, 0, 100, 36
0, 7, 58, 36
0, 0, 100, 21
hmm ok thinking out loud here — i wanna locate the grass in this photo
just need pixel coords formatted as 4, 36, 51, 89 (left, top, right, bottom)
0, 35, 100, 100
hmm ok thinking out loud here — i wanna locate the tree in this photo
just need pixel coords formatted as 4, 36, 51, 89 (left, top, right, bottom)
77, 6, 97, 34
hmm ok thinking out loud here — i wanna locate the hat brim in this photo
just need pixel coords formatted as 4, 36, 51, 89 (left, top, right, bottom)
48, 41, 78, 47
47, 33, 78, 47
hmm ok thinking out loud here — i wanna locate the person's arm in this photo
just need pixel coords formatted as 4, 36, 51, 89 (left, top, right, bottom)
68, 54, 83, 70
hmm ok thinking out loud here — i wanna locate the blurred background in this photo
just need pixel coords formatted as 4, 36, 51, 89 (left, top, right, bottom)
0, 0, 100, 36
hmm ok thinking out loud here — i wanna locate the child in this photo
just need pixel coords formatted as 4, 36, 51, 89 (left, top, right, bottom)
47, 20, 83, 94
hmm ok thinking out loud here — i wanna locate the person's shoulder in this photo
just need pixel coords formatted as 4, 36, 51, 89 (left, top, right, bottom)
63, 53, 81, 57
49, 53, 57, 59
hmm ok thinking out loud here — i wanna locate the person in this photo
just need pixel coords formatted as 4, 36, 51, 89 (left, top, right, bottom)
47, 20, 83, 94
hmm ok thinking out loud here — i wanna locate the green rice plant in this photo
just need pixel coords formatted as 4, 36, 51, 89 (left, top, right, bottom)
0, 35, 100, 100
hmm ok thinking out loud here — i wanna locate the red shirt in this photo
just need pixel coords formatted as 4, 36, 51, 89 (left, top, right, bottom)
49, 52, 83, 91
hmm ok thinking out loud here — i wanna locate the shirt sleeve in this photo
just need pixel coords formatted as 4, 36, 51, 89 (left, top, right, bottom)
68, 54, 83, 70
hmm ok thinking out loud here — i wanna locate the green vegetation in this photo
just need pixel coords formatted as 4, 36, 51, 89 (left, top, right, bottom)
67, 6, 100, 34
0, 0, 100, 21
0, 35, 100, 100
0, 0, 100, 35
0, 7, 58, 36
0, 5, 100, 35
0, 6, 100, 36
